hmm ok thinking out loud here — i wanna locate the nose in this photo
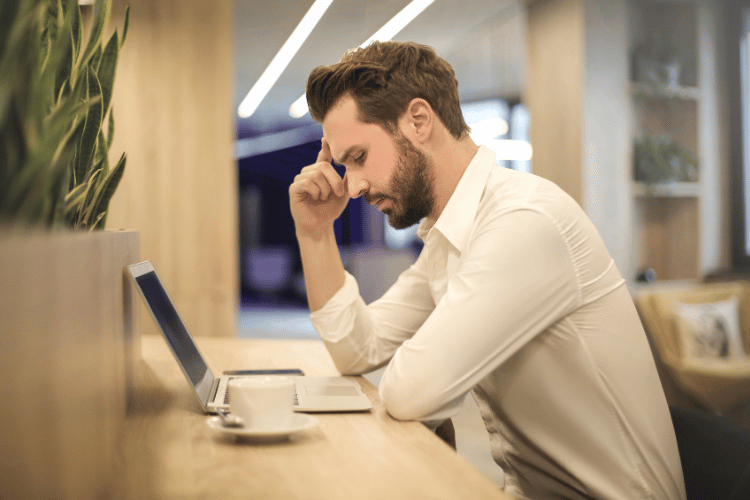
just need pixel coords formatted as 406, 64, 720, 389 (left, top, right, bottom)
346, 172, 369, 199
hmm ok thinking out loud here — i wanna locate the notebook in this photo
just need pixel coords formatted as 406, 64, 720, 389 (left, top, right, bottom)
126, 260, 373, 413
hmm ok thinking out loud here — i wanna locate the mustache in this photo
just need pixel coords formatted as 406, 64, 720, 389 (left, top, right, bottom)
364, 193, 395, 205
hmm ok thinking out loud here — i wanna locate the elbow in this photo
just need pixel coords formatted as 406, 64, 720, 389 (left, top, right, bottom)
379, 378, 429, 421
335, 363, 367, 377
323, 337, 376, 375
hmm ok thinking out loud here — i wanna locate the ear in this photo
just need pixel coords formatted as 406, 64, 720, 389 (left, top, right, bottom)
400, 98, 433, 145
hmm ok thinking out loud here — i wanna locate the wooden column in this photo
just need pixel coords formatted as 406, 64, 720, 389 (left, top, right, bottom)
106, 0, 238, 336
526, 0, 634, 282
526, 0, 585, 204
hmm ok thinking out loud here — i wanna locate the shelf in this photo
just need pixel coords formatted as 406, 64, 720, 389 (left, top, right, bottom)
631, 82, 700, 101
632, 181, 700, 198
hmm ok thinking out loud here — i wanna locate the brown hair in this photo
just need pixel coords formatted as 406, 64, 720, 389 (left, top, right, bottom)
306, 41, 469, 140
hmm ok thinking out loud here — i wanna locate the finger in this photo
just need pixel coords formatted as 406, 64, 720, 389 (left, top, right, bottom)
291, 176, 322, 201
294, 171, 332, 201
308, 171, 333, 200
316, 138, 333, 164
313, 161, 346, 197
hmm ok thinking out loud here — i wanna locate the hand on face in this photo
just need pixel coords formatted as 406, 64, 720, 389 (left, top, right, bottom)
289, 138, 350, 238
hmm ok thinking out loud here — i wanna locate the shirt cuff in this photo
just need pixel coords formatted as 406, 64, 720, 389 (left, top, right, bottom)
309, 271, 360, 342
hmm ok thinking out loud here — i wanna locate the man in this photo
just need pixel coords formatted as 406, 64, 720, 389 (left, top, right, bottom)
289, 41, 685, 500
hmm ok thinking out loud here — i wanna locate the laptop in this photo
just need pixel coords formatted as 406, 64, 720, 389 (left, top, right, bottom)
127, 260, 372, 413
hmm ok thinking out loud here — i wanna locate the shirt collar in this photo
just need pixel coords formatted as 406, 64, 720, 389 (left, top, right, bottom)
417, 145, 496, 252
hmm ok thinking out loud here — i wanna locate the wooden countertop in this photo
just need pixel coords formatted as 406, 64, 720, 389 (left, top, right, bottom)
119, 335, 511, 499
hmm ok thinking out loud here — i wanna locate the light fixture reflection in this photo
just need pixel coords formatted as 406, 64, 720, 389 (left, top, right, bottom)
239, 0, 334, 119
289, 0, 435, 118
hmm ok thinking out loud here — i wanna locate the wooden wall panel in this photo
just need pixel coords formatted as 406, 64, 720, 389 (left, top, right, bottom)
106, 0, 238, 336
526, 0, 584, 205
637, 197, 699, 280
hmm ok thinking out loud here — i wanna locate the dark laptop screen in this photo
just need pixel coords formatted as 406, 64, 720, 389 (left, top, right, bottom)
135, 271, 209, 387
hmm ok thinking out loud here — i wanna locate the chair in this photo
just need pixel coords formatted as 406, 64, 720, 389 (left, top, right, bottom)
670, 405, 750, 500
635, 281, 750, 414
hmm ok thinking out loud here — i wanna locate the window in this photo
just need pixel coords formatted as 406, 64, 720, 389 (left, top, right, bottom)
731, 2, 750, 268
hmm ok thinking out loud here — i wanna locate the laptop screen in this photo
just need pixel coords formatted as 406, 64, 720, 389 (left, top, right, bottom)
134, 270, 212, 388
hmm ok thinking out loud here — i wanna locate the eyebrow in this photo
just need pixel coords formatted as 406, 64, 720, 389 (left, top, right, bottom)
333, 145, 361, 166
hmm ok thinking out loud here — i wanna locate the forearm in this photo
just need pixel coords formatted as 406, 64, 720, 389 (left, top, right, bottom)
310, 253, 435, 376
297, 227, 346, 312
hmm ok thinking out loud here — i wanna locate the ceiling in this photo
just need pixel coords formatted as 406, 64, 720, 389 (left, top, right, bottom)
234, 0, 528, 143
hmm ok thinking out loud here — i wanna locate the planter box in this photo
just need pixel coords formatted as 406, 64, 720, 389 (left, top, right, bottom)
0, 229, 139, 499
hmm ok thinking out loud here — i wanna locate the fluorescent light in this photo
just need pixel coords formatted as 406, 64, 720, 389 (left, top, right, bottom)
289, 93, 310, 119
289, 0, 435, 118
361, 0, 435, 46
239, 0, 334, 119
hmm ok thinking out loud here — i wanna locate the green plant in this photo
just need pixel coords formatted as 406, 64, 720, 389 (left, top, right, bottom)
0, 0, 129, 230
634, 133, 699, 185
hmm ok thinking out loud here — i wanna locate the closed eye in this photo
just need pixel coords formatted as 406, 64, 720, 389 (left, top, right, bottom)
354, 153, 366, 165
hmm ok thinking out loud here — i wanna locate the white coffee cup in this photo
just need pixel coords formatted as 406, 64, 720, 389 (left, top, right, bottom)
228, 376, 295, 430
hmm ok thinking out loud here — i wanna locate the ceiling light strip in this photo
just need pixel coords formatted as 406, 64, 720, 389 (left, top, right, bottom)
361, 0, 434, 46
289, 0, 435, 118
238, 0, 334, 119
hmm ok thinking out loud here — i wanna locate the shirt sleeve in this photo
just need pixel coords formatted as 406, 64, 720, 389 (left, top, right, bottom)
310, 248, 436, 376
379, 207, 581, 421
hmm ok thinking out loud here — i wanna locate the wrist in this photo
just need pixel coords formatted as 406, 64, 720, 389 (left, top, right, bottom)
295, 225, 336, 243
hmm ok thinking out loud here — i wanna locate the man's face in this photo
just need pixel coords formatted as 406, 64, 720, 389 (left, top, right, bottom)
322, 95, 435, 229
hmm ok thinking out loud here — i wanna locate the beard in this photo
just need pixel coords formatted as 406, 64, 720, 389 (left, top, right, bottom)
365, 132, 435, 230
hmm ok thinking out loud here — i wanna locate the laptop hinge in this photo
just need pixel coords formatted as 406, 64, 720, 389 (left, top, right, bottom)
209, 377, 220, 404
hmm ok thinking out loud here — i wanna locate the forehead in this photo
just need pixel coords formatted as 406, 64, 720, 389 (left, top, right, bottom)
322, 96, 391, 162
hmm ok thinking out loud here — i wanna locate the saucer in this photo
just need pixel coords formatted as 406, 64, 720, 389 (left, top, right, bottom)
207, 413, 318, 442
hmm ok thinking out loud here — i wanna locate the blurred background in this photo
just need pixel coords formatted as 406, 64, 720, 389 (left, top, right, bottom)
105, 0, 744, 327
100, 0, 745, 485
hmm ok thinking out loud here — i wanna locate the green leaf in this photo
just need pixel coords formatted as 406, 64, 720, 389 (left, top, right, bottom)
5, 86, 85, 216
120, 5, 130, 49
72, 1, 82, 64
63, 182, 86, 219
90, 43, 103, 72
96, 127, 109, 174
50, 168, 70, 227
55, 76, 65, 103
87, 152, 125, 228
77, 0, 111, 72
106, 107, 115, 150
40, 0, 63, 71
60, 111, 86, 189
0, 0, 23, 59
12, 137, 77, 225
54, 32, 73, 102
76, 67, 103, 184
64, 181, 87, 206
98, 31, 119, 115
33, 0, 76, 133
77, 166, 102, 227
1, 0, 126, 228
90, 210, 107, 231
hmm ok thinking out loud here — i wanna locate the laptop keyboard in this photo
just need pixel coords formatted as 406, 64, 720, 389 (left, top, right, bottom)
223, 377, 299, 405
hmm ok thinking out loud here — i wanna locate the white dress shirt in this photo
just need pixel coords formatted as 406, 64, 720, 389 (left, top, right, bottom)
310, 146, 686, 500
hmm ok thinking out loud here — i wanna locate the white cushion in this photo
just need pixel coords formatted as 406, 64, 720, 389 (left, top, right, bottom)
673, 296, 746, 361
